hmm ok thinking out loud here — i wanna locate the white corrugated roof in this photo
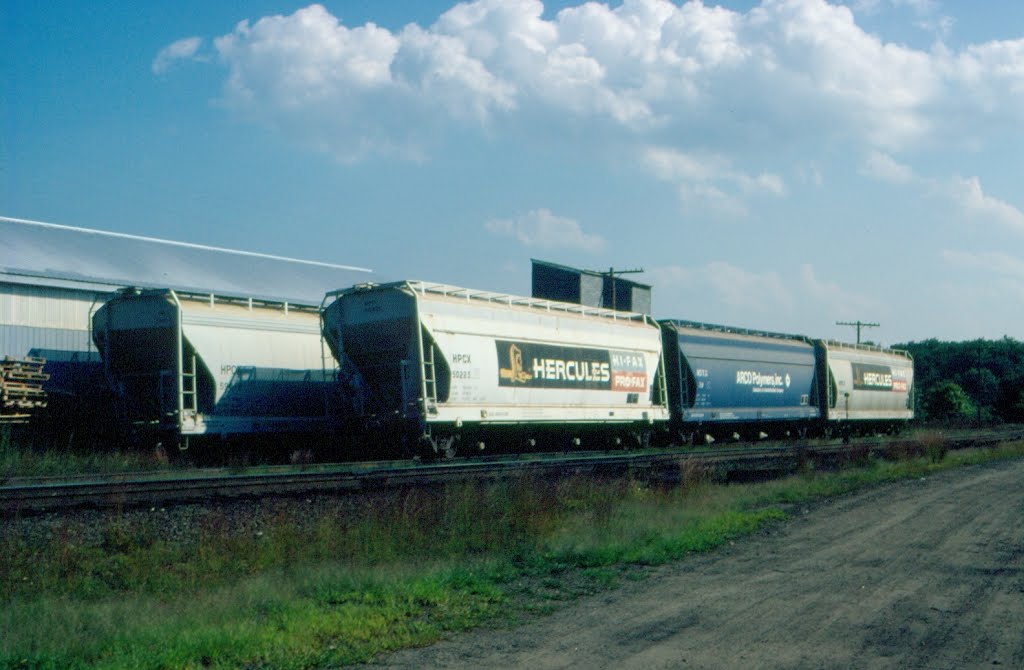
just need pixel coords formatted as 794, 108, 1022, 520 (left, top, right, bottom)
0, 216, 374, 305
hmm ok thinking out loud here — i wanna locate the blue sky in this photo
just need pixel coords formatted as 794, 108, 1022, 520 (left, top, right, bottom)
4, 0, 1023, 345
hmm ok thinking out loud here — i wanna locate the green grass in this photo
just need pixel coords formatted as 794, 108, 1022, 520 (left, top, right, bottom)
0, 424, 170, 479
3, 439, 1024, 669
0, 428, 313, 479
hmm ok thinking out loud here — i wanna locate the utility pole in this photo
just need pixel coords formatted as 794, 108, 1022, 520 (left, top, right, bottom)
977, 340, 983, 428
836, 320, 879, 345
591, 266, 644, 310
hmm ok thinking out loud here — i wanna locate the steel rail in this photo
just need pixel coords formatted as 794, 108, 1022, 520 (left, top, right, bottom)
3, 428, 1022, 515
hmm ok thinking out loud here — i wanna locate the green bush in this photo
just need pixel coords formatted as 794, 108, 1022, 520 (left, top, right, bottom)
923, 380, 975, 422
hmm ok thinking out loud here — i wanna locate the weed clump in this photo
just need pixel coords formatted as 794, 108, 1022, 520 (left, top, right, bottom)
917, 431, 950, 463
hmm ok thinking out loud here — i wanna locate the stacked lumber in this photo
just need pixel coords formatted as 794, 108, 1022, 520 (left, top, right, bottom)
1, 356, 49, 423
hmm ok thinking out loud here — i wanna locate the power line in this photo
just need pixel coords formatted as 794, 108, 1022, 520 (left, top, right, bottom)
836, 320, 880, 344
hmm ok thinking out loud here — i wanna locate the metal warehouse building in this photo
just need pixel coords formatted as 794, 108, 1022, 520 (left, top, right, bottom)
1, 215, 373, 429
531, 259, 652, 314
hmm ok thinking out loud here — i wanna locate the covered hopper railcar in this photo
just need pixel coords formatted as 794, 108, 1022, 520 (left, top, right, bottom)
661, 321, 821, 444
321, 280, 669, 459
815, 340, 914, 436
92, 288, 341, 451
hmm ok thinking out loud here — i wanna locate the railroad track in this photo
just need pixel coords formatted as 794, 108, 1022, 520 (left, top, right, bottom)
3, 428, 1023, 514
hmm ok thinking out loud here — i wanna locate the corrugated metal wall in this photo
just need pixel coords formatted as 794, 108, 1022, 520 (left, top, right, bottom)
631, 285, 652, 315
0, 282, 109, 358
0, 324, 95, 358
580, 274, 603, 308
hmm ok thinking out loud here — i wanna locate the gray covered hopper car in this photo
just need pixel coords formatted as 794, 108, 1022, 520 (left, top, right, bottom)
816, 340, 914, 433
322, 280, 669, 459
92, 288, 340, 450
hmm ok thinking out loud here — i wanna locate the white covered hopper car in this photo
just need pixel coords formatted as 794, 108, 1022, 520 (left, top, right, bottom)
321, 281, 669, 458
816, 340, 915, 434
92, 288, 339, 450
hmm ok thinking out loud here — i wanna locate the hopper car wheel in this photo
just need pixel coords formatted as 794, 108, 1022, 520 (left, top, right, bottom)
439, 435, 458, 460
416, 434, 457, 462
630, 431, 651, 450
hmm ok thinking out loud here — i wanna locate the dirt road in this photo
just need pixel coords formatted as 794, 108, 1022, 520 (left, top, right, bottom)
366, 458, 1024, 669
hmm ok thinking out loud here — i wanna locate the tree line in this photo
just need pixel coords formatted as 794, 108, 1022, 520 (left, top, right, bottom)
893, 337, 1024, 424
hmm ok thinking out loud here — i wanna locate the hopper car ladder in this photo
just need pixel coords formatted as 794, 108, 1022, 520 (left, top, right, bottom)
422, 344, 438, 409
178, 354, 199, 415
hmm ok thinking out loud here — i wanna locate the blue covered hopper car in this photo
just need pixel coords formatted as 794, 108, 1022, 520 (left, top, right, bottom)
661, 320, 821, 444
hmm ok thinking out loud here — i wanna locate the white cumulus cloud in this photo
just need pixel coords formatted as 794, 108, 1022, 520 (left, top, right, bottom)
947, 177, 1024, 234
159, 1, 1021, 160
861, 150, 917, 184
648, 262, 794, 318
861, 152, 1024, 235
648, 261, 879, 330
149, 0, 1024, 214
485, 208, 606, 253
643, 146, 786, 217
152, 36, 204, 74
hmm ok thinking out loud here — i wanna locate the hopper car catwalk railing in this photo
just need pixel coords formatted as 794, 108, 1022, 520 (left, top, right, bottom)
324, 281, 659, 325
4, 428, 1023, 514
